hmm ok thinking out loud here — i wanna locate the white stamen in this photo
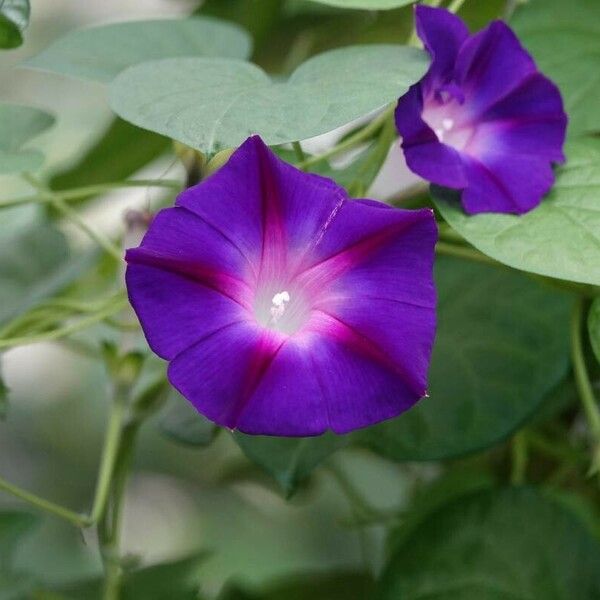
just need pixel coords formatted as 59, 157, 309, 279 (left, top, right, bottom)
270, 290, 290, 322
434, 127, 445, 141
442, 118, 454, 131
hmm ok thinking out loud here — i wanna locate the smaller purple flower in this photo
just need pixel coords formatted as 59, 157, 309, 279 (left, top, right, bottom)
125, 136, 437, 436
396, 6, 567, 215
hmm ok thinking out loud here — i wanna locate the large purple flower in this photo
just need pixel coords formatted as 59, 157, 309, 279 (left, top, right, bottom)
396, 6, 567, 215
125, 136, 437, 436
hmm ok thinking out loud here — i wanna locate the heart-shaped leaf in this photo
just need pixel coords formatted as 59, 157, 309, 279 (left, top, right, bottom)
109, 45, 428, 154
434, 139, 600, 286
0, 0, 29, 49
512, 0, 600, 137
24, 17, 252, 83
378, 487, 600, 599
0, 103, 54, 174
355, 257, 571, 460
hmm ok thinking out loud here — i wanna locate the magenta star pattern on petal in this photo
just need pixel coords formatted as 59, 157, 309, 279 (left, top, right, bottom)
396, 5, 567, 215
125, 136, 437, 436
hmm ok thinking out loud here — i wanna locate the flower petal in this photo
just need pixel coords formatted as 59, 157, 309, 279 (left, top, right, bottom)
455, 20, 537, 118
474, 73, 567, 162
177, 136, 346, 281
126, 264, 247, 360
461, 152, 555, 215
415, 5, 469, 83
396, 86, 468, 189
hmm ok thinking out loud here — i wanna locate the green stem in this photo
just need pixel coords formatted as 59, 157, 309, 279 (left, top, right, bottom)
22, 174, 123, 261
571, 298, 600, 475
510, 431, 528, 485
292, 141, 306, 164
0, 180, 181, 210
435, 240, 498, 266
447, 0, 468, 13
0, 297, 127, 350
99, 419, 142, 600
297, 104, 394, 170
0, 393, 127, 529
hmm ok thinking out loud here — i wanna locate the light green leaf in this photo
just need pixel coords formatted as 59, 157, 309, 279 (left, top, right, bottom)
24, 17, 252, 83
378, 487, 600, 599
0, 0, 29, 49
234, 432, 347, 496
0, 210, 91, 328
588, 297, 600, 365
109, 45, 428, 154
160, 389, 218, 447
512, 0, 600, 136
434, 139, 600, 286
356, 257, 571, 460
307, 0, 414, 9
0, 103, 54, 174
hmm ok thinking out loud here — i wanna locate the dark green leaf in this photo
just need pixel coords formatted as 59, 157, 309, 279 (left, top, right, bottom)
234, 432, 347, 496
0, 510, 38, 566
0, 103, 54, 174
51, 118, 169, 192
160, 389, 218, 447
356, 257, 571, 460
589, 297, 600, 365
109, 45, 428, 154
0, 0, 29, 49
25, 18, 252, 83
219, 571, 374, 600
512, 0, 600, 136
56, 552, 208, 600
434, 139, 600, 286
378, 487, 600, 599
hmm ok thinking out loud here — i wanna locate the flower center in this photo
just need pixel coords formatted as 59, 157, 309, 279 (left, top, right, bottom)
421, 91, 475, 152
253, 285, 311, 335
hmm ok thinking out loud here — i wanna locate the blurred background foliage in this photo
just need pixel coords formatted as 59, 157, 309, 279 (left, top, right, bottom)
0, 1, 599, 599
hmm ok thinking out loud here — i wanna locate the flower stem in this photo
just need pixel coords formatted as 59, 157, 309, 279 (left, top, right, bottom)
435, 240, 498, 266
571, 298, 600, 475
447, 0, 468, 14
0, 389, 127, 529
292, 141, 306, 164
0, 296, 127, 350
0, 180, 181, 210
297, 104, 394, 170
510, 431, 528, 485
22, 174, 123, 261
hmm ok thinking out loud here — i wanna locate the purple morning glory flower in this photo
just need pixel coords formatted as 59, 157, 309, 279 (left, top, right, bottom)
125, 136, 437, 436
396, 5, 567, 215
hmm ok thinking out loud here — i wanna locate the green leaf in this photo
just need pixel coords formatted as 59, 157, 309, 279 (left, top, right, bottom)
24, 17, 252, 83
160, 389, 218, 447
109, 45, 428, 154
0, 0, 29, 49
234, 432, 347, 496
512, 0, 600, 137
0, 103, 54, 174
434, 139, 600, 286
306, 0, 413, 9
377, 487, 600, 599
589, 297, 600, 365
0, 510, 38, 566
356, 257, 571, 460
51, 118, 169, 191
56, 553, 208, 599
0, 219, 77, 327
0, 360, 8, 419
219, 571, 375, 600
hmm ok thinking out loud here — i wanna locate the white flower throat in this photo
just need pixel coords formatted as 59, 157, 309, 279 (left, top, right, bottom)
270, 290, 290, 323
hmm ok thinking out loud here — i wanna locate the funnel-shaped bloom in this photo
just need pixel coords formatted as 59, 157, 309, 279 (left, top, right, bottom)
396, 6, 567, 215
126, 136, 437, 436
